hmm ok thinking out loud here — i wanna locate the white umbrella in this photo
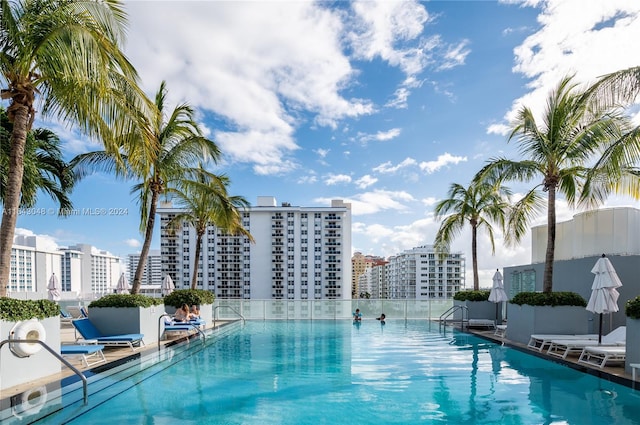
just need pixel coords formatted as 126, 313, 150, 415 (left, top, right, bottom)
161, 274, 175, 296
488, 269, 508, 322
586, 254, 622, 344
47, 273, 61, 301
116, 273, 130, 294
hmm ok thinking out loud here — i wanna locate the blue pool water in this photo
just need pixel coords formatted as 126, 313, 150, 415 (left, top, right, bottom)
32, 321, 640, 424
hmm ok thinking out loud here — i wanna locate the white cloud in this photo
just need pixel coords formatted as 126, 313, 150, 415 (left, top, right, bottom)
437, 39, 471, 70
357, 128, 402, 143
491, 0, 640, 131
297, 174, 318, 184
487, 123, 511, 136
419, 153, 467, 173
126, 2, 374, 175
125, 238, 141, 248
421, 197, 438, 207
324, 173, 352, 185
355, 175, 378, 189
318, 189, 416, 215
385, 87, 411, 109
314, 148, 330, 158
373, 157, 417, 174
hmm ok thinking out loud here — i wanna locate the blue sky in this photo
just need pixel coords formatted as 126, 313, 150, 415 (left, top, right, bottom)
13, 0, 640, 288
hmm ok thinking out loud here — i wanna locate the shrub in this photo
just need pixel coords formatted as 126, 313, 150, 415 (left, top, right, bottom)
0, 298, 59, 321
453, 290, 491, 302
626, 295, 640, 319
163, 289, 215, 308
88, 294, 163, 308
510, 291, 587, 307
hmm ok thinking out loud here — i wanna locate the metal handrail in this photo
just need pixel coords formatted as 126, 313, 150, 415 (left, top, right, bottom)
213, 305, 246, 327
0, 338, 88, 405
439, 305, 468, 331
157, 313, 206, 350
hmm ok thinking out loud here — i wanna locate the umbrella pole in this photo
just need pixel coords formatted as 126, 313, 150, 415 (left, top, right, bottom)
598, 314, 603, 344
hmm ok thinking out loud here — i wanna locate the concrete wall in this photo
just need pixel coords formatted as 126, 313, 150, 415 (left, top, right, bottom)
504, 254, 640, 333
1, 317, 61, 390
89, 305, 165, 345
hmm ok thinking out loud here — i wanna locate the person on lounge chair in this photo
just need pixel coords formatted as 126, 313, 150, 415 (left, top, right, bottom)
174, 304, 191, 322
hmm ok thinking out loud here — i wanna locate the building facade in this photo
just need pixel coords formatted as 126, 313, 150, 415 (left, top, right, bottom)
386, 245, 464, 299
158, 196, 352, 300
351, 252, 385, 298
9, 235, 62, 296
127, 249, 162, 286
60, 244, 120, 298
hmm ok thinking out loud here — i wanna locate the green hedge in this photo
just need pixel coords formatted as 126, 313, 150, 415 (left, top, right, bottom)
163, 289, 215, 308
510, 291, 587, 307
626, 295, 640, 319
0, 298, 59, 321
88, 294, 164, 308
453, 290, 491, 302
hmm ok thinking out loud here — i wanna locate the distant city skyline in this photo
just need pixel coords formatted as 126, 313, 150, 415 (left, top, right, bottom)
12, 1, 640, 288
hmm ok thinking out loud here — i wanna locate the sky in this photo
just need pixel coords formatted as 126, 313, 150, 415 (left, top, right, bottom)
12, 0, 640, 288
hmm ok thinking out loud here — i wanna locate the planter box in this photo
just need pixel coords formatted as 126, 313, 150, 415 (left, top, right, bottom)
453, 300, 503, 323
88, 305, 165, 345
165, 303, 213, 325
626, 317, 640, 375
1, 317, 61, 390
506, 305, 590, 345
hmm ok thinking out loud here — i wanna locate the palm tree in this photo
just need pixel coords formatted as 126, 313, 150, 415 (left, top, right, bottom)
166, 165, 254, 290
0, 0, 145, 296
72, 81, 220, 294
475, 75, 636, 293
433, 178, 511, 291
0, 108, 75, 212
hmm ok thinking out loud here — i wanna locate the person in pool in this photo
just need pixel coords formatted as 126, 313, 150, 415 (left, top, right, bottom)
376, 313, 386, 324
353, 308, 362, 322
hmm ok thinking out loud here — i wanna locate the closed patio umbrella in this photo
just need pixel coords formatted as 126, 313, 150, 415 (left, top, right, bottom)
488, 269, 508, 322
47, 273, 61, 301
586, 254, 622, 344
116, 272, 130, 294
162, 274, 175, 296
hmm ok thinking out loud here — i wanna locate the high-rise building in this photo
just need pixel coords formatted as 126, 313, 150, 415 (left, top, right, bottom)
127, 249, 162, 286
9, 235, 62, 296
351, 252, 385, 298
158, 196, 352, 300
60, 244, 120, 297
386, 245, 464, 299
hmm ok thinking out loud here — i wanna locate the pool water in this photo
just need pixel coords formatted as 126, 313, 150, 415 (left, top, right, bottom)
33, 321, 640, 424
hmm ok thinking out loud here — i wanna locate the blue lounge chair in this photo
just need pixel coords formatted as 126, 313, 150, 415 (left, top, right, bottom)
60, 344, 106, 367
72, 318, 145, 351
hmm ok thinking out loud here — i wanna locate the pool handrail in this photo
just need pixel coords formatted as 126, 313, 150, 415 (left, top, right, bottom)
439, 304, 468, 331
213, 305, 245, 327
0, 338, 88, 405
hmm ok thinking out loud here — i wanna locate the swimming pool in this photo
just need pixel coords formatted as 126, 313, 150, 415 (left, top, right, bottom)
16, 320, 640, 424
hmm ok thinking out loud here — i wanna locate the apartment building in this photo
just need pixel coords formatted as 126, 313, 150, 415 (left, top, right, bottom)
127, 249, 162, 286
158, 196, 352, 300
351, 252, 385, 298
386, 245, 464, 299
9, 235, 62, 295
60, 244, 121, 297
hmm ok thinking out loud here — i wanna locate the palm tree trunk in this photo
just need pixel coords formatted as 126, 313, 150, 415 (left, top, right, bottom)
191, 232, 203, 290
0, 106, 30, 297
543, 186, 557, 293
471, 223, 479, 290
132, 189, 160, 294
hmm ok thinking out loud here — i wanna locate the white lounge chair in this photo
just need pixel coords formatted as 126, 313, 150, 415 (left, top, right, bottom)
527, 333, 598, 352
578, 346, 626, 369
467, 319, 496, 329
546, 326, 626, 359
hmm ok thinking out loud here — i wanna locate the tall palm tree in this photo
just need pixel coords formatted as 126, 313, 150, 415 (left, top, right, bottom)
433, 178, 512, 291
0, 108, 75, 212
0, 0, 145, 296
72, 81, 220, 294
475, 75, 636, 293
166, 165, 253, 290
